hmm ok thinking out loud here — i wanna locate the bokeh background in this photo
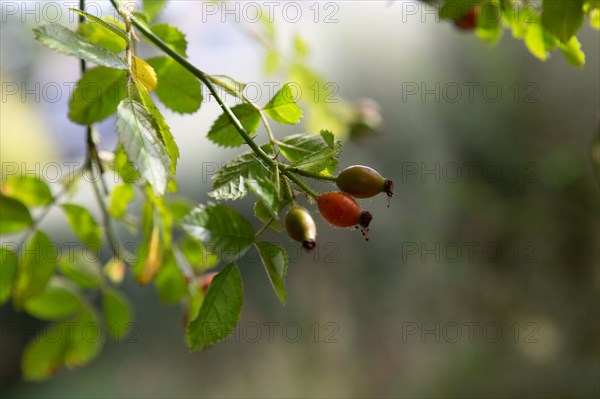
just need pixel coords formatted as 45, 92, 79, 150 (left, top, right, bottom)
1, 1, 599, 398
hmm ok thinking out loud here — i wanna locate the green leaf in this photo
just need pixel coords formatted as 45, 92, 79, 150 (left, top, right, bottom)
264, 50, 280, 75
524, 20, 552, 61
591, 9, 600, 29
182, 204, 255, 262
2, 175, 52, 207
0, 246, 18, 304
103, 288, 133, 341
151, 23, 187, 56
24, 278, 83, 321
208, 75, 247, 98
476, 1, 503, 44
560, 36, 586, 67
0, 194, 32, 235
14, 231, 57, 307
165, 197, 194, 223
155, 249, 187, 304
253, 200, 282, 232
109, 183, 135, 219
256, 242, 288, 304
186, 263, 243, 351
144, 0, 168, 21
146, 56, 202, 113
245, 177, 280, 220
33, 24, 127, 69
21, 323, 68, 381
113, 145, 141, 183
62, 204, 102, 246
69, 66, 127, 125
278, 133, 341, 175
116, 98, 171, 196
58, 252, 102, 290
263, 83, 303, 125
209, 146, 273, 200
207, 104, 261, 148
320, 129, 335, 149
63, 307, 104, 368
440, 0, 476, 20
135, 83, 180, 177
77, 19, 127, 53
180, 237, 219, 271
542, 0, 585, 43
69, 9, 129, 42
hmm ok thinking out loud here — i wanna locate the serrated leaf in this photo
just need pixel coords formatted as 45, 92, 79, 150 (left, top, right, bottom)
542, 0, 585, 43
144, 0, 168, 21
263, 83, 303, 125
103, 288, 133, 341
207, 104, 261, 148
146, 56, 202, 113
33, 24, 127, 69
116, 99, 171, 196
180, 237, 219, 271
320, 129, 335, 149
2, 175, 52, 207
69, 66, 127, 125
245, 177, 280, 220
256, 242, 288, 304
254, 200, 282, 232
278, 133, 341, 175
155, 249, 187, 304
70, 9, 129, 42
58, 252, 102, 290
13, 231, 57, 308
133, 56, 158, 92
21, 323, 68, 381
209, 146, 273, 200
151, 23, 187, 56
208, 75, 247, 98
109, 183, 135, 219
0, 194, 32, 235
77, 21, 127, 53
182, 204, 255, 262
62, 204, 102, 246
63, 307, 103, 368
24, 278, 83, 321
0, 247, 18, 304
560, 35, 586, 67
186, 263, 243, 351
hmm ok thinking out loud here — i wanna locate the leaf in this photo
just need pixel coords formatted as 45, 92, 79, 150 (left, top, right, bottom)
103, 288, 133, 341
560, 36, 586, 67
207, 104, 261, 148
165, 197, 194, 223
263, 83, 303, 124
13, 231, 57, 307
182, 204, 255, 262
24, 278, 83, 321
62, 204, 102, 246
69, 9, 129, 42
63, 307, 103, 368
245, 177, 280, 220
278, 133, 341, 175
138, 224, 162, 285
116, 98, 171, 196
68, 66, 127, 125
1, 175, 52, 207
21, 323, 68, 381
542, 0, 585, 43
109, 183, 135, 219
253, 200, 282, 232
186, 263, 243, 351
208, 75, 247, 98
0, 246, 18, 305
151, 23, 187, 56
146, 56, 202, 113
439, 0, 476, 20
58, 252, 102, 290
180, 237, 219, 271
33, 24, 127, 69
256, 242, 288, 304
524, 20, 559, 61
113, 145, 141, 183
320, 129, 335, 149
476, 1, 503, 44
591, 9, 600, 29
77, 20, 127, 53
0, 194, 32, 235
133, 56, 158, 92
155, 249, 187, 304
144, 0, 168, 21
209, 146, 273, 200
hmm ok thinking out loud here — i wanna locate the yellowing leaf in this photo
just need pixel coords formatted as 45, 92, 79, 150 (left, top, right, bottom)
133, 56, 158, 92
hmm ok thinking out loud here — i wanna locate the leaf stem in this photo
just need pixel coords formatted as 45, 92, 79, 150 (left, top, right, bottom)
279, 165, 338, 182
282, 172, 319, 201
255, 218, 275, 240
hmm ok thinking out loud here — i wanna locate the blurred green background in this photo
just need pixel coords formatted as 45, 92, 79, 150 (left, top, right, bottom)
1, 1, 599, 398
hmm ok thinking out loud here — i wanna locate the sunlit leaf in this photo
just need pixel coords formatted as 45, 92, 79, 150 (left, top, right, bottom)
24, 278, 83, 321
207, 104, 261, 148
0, 194, 32, 235
62, 204, 102, 246
1, 175, 52, 207
263, 83, 303, 125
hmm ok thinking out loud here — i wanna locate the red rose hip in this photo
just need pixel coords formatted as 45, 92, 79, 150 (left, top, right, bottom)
317, 192, 372, 229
